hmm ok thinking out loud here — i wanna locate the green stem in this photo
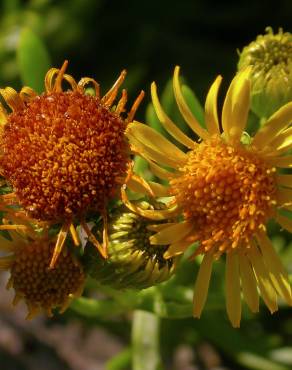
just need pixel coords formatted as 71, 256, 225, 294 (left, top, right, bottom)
132, 310, 163, 370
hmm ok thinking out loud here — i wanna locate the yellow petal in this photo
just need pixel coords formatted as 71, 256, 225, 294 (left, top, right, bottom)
238, 251, 259, 313
101, 70, 127, 106
126, 174, 155, 197
121, 185, 179, 220
222, 68, 251, 143
150, 221, 194, 245
247, 242, 278, 313
193, 252, 214, 318
148, 159, 176, 181
226, 252, 242, 328
163, 239, 191, 259
0, 256, 14, 270
204, 75, 222, 135
148, 181, 170, 197
277, 188, 292, 206
256, 231, 292, 305
0, 234, 16, 252
266, 155, 292, 168
276, 174, 292, 188
127, 122, 186, 168
151, 82, 196, 149
0, 87, 24, 111
276, 213, 292, 233
173, 66, 209, 140
0, 103, 7, 126
253, 102, 292, 149
50, 221, 70, 268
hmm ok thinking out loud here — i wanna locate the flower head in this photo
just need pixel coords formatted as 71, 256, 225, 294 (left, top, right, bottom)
125, 66, 292, 327
83, 202, 177, 289
238, 27, 292, 118
0, 227, 85, 319
0, 61, 144, 267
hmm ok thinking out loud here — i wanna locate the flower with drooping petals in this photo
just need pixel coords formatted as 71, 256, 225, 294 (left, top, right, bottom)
124, 66, 292, 327
0, 223, 85, 319
0, 61, 144, 267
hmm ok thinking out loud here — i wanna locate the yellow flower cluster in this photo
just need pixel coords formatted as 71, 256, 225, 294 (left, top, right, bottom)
0, 29, 291, 326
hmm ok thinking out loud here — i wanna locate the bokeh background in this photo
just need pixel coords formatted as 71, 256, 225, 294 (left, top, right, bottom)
0, 1, 291, 369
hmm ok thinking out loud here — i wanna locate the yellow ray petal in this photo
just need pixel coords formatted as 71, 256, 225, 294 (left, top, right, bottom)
151, 82, 196, 149
121, 185, 179, 220
101, 70, 127, 106
127, 90, 145, 123
256, 231, 292, 305
69, 224, 81, 247
193, 251, 214, 318
204, 75, 222, 135
0, 255, 14, 270
0, 234, 16, 252
226, 252, 241, 328
266, 155, 292, 168
126, 174, 155, 197
130, 140, 180, 169
173, 66, 209, 140
147, 223, 177, 232
252, 102, 292, 149
45, 67, 59, 92
276, 174, 292, 188
276, 213, 292, 233
0, 87, 24, 111
78, 77, 100, 99
148, 181, 170, 197
238, 251, 259, 313
247, 242, 278, 313
265, 127, 292, 152
222, 68, 251, 143
277, 188, 292, 207
163, 239, 191, 259
150, 221, 194, 245
49, 221, 71, 269
128, 121, 187, 164
148, 159, 177, 181
0, 102, 7, 126
19, 86, 37, 103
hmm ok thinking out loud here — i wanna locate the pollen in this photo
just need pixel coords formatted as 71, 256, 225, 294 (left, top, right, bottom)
9, 239, 85, 318
170, 136, 277, 255
0, 90, 129, 221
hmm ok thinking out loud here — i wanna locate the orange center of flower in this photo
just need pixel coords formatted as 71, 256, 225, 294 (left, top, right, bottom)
1, 91, 129, 221
170, 136, 277, 254
10, 240, 84, 313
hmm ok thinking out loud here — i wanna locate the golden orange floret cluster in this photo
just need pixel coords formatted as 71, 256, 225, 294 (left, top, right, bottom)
0, 90, 129, 221
170, 136, 277, 254
10, 239, 84, 316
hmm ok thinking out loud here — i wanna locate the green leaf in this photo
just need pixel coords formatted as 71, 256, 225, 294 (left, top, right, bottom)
17, 28, 51, 93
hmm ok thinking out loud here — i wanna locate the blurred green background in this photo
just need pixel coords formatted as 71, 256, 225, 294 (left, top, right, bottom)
0, 1, 291, 370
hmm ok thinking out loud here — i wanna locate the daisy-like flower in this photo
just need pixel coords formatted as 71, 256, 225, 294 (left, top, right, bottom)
124, 67, 292, 327
0, 61, 144, 267
0, 220, 85, 319
238, 27, 292, 118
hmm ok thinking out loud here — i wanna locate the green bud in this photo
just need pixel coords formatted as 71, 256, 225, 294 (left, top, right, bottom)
238, 27, 292, 119
83, 202, 177, 289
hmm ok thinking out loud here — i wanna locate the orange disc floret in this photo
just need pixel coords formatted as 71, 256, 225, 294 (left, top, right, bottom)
9, 239, 85, 318
170, 136, 277, 254
0, 90, 129, 221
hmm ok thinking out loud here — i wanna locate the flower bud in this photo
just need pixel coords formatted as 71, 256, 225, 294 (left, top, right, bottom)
83, 202, 177, 289
238, 27, 292, 119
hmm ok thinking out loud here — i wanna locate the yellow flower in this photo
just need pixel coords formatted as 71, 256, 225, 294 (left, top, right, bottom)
124, 66, 292, 327
238, 27, 292, 118
0, 61, 144, 267
0, 223, 85, 319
